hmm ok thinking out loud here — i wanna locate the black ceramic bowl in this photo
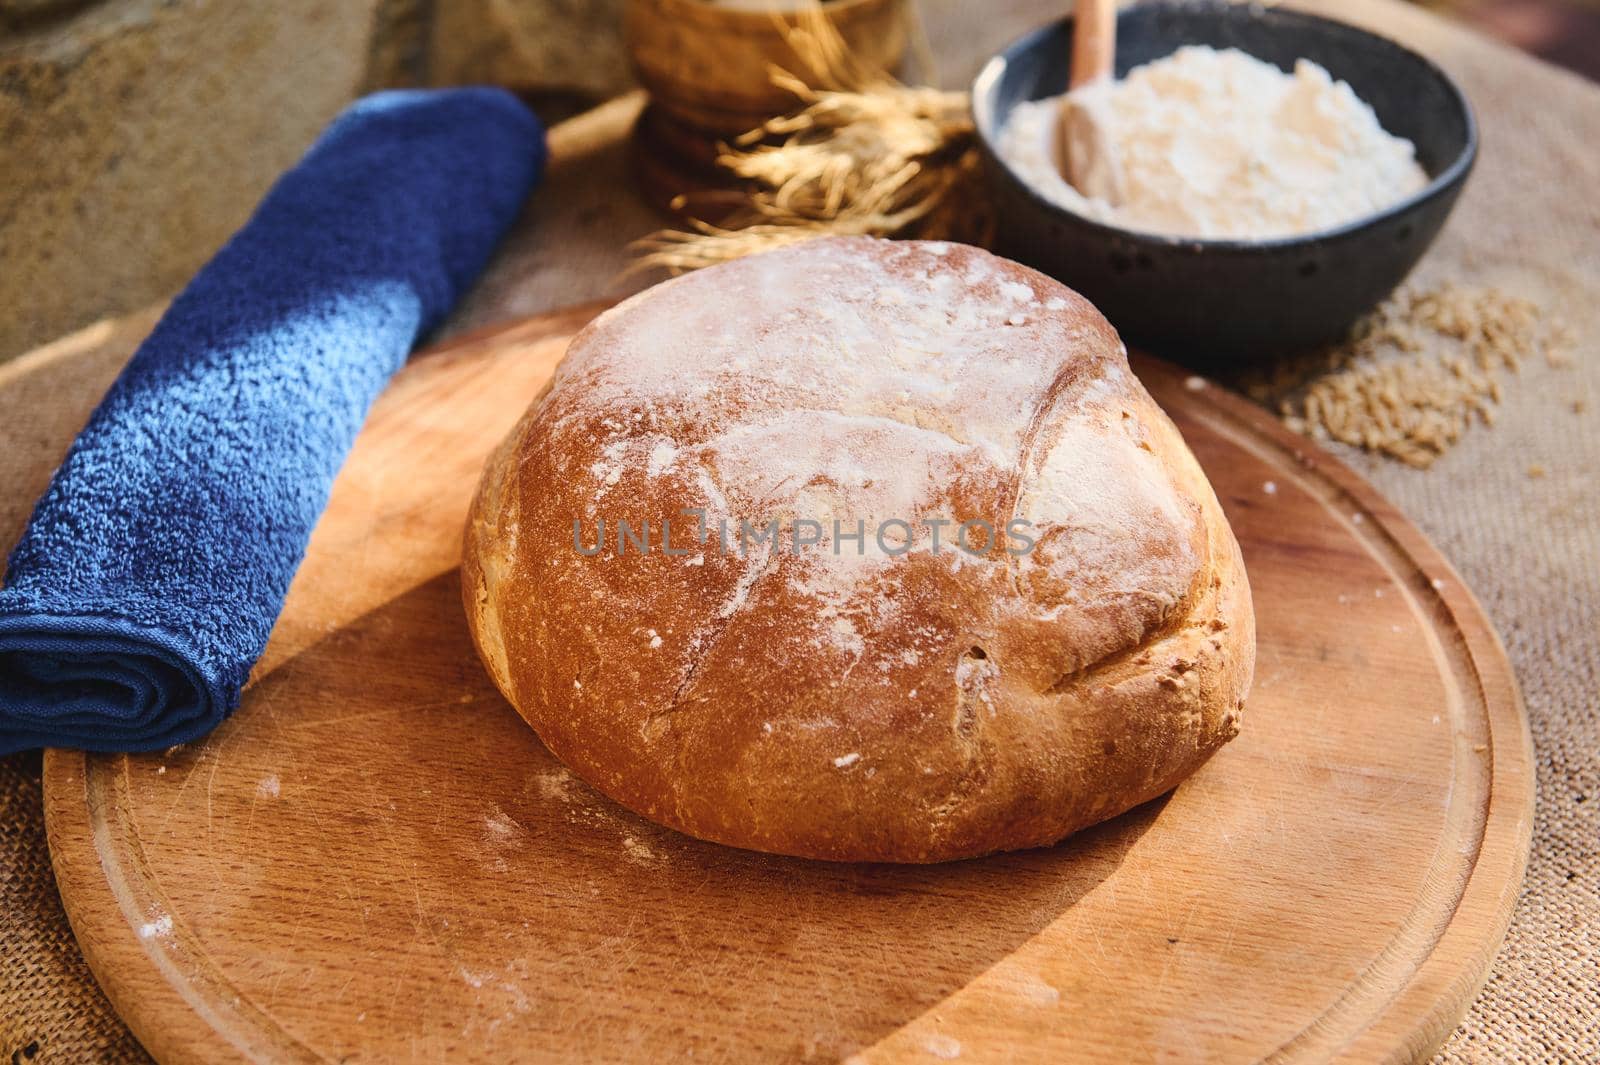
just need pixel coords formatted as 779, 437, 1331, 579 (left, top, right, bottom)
970, 1, 1477, 361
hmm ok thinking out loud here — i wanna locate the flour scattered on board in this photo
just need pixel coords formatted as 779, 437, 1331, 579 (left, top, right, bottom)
460, 963, 533, 1017
482, 805, 531, 871
833, 752, 861, 768
255, 773, 280, 799
924, 1034, 962, 1059
622, 835, 660, 864
532, 766, 620, 830
1019, 974, 1062, 1005
483, 805, 526, 844
535, 768, 573, 801
138, 912, 173, 939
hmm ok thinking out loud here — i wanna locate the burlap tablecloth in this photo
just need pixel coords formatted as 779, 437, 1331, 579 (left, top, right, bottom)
2, 1, 1595, 1060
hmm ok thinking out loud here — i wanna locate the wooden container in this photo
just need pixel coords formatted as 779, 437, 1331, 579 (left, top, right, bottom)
625, 0, 908, 139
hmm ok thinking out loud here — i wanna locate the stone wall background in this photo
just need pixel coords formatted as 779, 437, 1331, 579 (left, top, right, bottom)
0, 0, 630, 364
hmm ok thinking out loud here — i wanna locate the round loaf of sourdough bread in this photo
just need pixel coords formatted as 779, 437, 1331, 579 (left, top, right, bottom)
463, 236, 1254, 863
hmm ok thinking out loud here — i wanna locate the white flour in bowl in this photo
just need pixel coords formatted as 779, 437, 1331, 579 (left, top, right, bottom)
998, 45, 1429, 240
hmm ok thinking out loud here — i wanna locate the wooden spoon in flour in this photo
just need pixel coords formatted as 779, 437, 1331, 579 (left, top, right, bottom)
1058, 0, 1125, 202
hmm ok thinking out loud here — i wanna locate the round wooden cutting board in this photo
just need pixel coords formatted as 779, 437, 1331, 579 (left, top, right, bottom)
40, 303, 1532, 1064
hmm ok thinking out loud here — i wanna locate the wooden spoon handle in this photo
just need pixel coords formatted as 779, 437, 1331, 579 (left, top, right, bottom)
1070, 0, 1117, 88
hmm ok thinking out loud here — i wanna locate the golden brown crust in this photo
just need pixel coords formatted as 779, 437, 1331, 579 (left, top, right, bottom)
462, 237, 1255, 862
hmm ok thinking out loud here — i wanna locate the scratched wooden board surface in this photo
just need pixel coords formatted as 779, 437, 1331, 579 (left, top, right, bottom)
37, 304, 1532, 1064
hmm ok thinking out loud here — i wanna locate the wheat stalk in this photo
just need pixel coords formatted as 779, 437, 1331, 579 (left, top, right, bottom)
632, 2, 988, 274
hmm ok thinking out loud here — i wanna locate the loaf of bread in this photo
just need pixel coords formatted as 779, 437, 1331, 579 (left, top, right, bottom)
463, 237, 1254, 863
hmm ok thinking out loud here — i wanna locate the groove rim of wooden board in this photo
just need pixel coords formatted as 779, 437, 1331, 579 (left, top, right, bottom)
35, 302, 1533, 1065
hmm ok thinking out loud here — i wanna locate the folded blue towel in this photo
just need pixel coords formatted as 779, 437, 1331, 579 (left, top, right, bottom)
0, 89, 545, 754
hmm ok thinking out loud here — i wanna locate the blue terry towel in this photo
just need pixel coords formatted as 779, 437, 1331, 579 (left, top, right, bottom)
0, 89, 545, 754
